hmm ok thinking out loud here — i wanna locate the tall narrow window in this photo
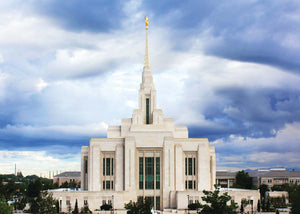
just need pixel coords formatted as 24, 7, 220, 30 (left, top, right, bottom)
84, 159, 88, 174
156, 157, 160, 189
112, 158, 114, 176
145, 157, 154, 189
139, 157, 144, 189
188, 158, 193, 175
185, 153, 197, 190
138, 152, 161, 210
106, 158, 110, 176
185, 158, 187, 175
156, 197, 160, 210
103, 159, 105, 176
146, 98, 150, 124
193, 158, 196, 175
102, 154, 114, 191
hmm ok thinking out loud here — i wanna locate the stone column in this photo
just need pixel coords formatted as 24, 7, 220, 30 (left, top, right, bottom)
124, 137, 136, 191
175, 144, 184, 191
210, 147, 216, 190
163, 138, 175, 208
88, 146, 93, 191
115, 143, 124, 191
92, 146, 101, 191
198, 143, 210, 191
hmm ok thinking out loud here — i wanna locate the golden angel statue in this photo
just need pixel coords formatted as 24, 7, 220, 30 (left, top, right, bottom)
145, 16, 149, 30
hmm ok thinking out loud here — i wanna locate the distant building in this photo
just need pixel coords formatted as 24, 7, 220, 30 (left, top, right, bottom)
17, 171, 23, 177
216, 171, 236, 188
250, 169, 300, 188
216, 168, 300, 188
53, 171, 81, 186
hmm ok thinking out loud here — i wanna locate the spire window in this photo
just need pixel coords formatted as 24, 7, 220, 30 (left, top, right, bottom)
146, 98, 150, 124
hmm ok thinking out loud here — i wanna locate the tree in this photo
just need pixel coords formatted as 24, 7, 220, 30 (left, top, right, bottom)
101, 203, 112, 210
257, 200, 261, 212
291, 185, 300, 214
198, 186, 238, 214
233, 171, 253, 189
60, 181, 69, 188
188, 202, 201, 210
73, 199, 79, 214
266, 198, 270, 212
27, 180, 42, 198
0, 195, 12, 214
259, 184, 269, 200
0, 181, 17, 200
80, 201, 92, 214
28, 191, 57, 214
124, 197, 152, 214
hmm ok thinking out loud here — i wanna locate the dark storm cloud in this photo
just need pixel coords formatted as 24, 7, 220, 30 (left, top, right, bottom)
0, 135, 87, 150
0, 126, 104, 152
189, 87, 300, 141
144, 0, 300, 73
33, 0, 125, 32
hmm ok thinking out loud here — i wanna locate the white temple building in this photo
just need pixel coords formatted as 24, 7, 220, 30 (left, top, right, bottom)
50, 18, 259, 213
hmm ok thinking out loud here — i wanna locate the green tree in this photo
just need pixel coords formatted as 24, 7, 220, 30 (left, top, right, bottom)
291, 185, 300, 214
27, 180, 42, 198
73, 199, 79, 213
233, 171, 253, 189
100, 203, 112, 210
80, 202, 92, 214
28, 191, 57, 214
0, 195, 12, 214
124, 197, 152, 214
60, 181, 69, 188
198, 186, 238, 214
257, 200, 261, 212
0, 181, 17, 200
266, 198, 270, 212
259, 184, 269, 200
188, 202, 201, 210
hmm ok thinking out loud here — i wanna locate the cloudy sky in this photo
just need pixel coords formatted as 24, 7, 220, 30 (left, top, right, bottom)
1, 0, 300, 176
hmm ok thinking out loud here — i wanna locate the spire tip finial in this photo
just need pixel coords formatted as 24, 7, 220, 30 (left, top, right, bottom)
145, 16, 149, 30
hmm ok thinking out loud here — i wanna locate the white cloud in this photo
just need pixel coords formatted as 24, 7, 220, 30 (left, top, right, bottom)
214, 122, 300, 169
1, 123, 108, 139
0, 1, 300, 175
0, 150, 80, 176
0, 53, 3, 63
36, 78, 48, 92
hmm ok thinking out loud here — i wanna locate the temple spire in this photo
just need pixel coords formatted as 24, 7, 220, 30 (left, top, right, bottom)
140, 16, 154, 90
144, 16, 150, 69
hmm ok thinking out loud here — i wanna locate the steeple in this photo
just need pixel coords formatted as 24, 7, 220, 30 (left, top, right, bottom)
140, 16, 154, 90
144, 16, 150, 69
132, 16, 160, 125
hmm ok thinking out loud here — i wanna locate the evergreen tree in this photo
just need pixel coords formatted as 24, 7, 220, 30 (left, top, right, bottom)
198, 186, 238, 214
257, 200, 261, 212
73, 199, 79, 214
28, 192, 57, 214
291, 185, 300, 214
266, 198, 270, 211
234, 171, 253, 189
259, 184, 269, 201
27, 180, 42, 198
